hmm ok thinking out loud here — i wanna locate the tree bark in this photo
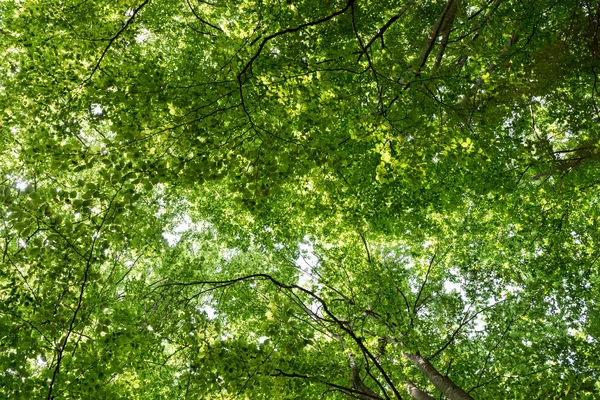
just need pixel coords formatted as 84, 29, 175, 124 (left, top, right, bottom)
434, 0, 460, 68
416, 0, 459, 73
406, 380, 436, 400
350, 353, 384, 400
403, 353, 473, 400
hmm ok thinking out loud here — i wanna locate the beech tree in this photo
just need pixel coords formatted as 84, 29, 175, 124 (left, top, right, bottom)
1, 0, 600, 398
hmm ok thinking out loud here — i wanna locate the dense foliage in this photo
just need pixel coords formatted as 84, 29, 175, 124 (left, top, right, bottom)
2, 0, 600, 398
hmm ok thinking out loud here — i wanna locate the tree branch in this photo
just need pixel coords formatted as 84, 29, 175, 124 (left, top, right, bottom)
273, 369, 384, 400
185, 0, 222, 32
415, 0, 459, 74
406, 380, 435, 400
46, 183, 122, 399
238, 0, 355, 82
413, 249, 438, 315
402, 353, 473, 400
356, 1, 414, 62
154, 272, 404, 399
84, 0, 150, 84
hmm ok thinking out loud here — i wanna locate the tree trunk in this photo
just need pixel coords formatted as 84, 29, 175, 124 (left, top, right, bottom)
403, 353, 473, 400
406, 380, 436, 400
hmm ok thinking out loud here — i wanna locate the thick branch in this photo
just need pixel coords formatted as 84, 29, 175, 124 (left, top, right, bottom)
415, 0, 459, 74
350, 353, 386, 400
406, 380, 435, 400
402, 353, 473, 400
433, 0, 460, 68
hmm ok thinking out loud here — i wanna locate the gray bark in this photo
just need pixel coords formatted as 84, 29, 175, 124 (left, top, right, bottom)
349, 353, 384, 400
403, 353, 474, 400
434, 0, 460, 68
406, 380, 436, 400
416, 0, 459, 72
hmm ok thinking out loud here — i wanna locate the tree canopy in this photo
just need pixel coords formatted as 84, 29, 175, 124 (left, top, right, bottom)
2, 0, 600, 398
